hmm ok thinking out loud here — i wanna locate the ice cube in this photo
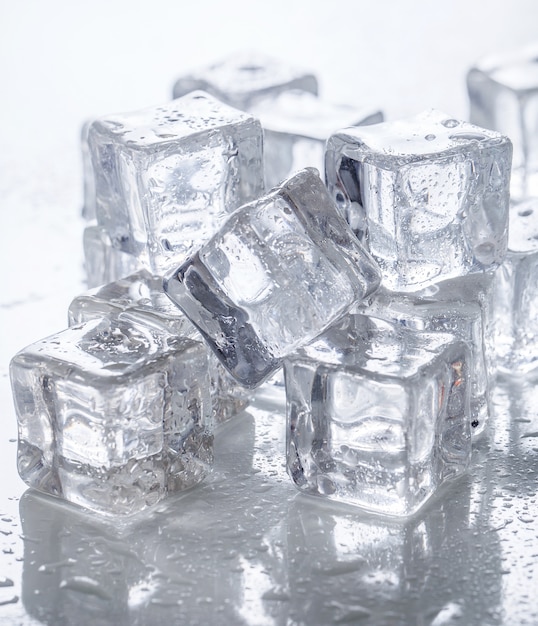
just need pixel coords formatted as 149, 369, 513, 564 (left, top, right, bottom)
87, 91, 264, 274
285, 313, 471, 517
81, 121, 96, 221
360, 274, 493, 436
467, 44, 538, 202
488, 197, 538, 375
172, 52, 318, 110
68, 270, 251, 423
248, 90, 383, 189
10, 316, 213, 516
164, 168, 381, 388
83, 224, 142, 288
325, 109, 512, 292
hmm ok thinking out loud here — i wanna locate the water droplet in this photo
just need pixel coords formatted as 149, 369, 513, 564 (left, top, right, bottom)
59, 576, 111, 600
449, 132, 487, 142
425, 134, 436, 141
0, 577, 14, 588
442, 119, 459, 128
262, 586, 290, 601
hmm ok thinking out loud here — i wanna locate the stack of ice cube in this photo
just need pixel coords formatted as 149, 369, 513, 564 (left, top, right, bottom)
468, 44, 538, 377
10, 53, 516, 519
279, 109, 511, 515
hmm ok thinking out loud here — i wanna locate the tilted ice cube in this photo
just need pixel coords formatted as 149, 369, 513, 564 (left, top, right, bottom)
467, 44, 538, 202
10, 316, 213, 516
87, 91, 264, 274
325, 109, 512, 292
69, 270, 252, 423
360, 274, 493, 437
172, 52, 318, 110
83, 224, 142, 288
285, 314, 471, 517
164, 168, 382, 388
249, 90, 383, 189
488, 198, 538, 376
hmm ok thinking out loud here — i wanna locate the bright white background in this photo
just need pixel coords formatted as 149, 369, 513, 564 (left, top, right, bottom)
1, 2, 538, 624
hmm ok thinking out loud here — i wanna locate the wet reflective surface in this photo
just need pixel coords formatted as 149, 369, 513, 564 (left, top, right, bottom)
2, 2, 538, 623
1, 385, 538, 625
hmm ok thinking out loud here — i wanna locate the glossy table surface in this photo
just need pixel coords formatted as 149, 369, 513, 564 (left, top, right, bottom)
1, 2, 538, 624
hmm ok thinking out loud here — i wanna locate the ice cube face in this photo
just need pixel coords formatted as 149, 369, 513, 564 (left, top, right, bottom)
87, 91, 264, 274
10, 317, 213, 516
488, 198, 538, 375
68, 270, 251, 423
285, 314, 471, 517
248, 90, 383, 189
325, 109, 512, 292
164, 168, 382, 388
467, 44, 538, 202
360, 275, 492, 436
172, 52, 318, 110
83, 224, 142, 288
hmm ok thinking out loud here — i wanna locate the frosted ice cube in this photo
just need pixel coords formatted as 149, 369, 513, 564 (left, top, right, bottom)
325, 109, 512, 291
164, 168, 381, 388
10, 316, 213, 516
467, 44, 538, 202
249, 90, 383, 189
488, 197, 538, 375
285, 313, 471, 517
172, 52, 318, 110
83, 224, 142, 288
87, 91, 264, 274
68, 270, 251, 423
360, 274, 492, 436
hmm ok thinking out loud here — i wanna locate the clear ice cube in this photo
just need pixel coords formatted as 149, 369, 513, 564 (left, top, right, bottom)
172, 52, 318, 110
87, 91, 264, 274
83, 224, 142, 288
325, 109, 512, 291
68, 270, 251, 423
285, 313, 471, 517
164, 168, 382, 388
360, 274, 493, 436
10, 316, 213, 516
488, 197, 538, 375
248, 90, 383, 189
81, 121, 96, 221
467, 44, 538, 202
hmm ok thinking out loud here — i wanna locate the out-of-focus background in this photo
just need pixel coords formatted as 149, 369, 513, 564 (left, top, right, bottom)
1, 2, 538, 624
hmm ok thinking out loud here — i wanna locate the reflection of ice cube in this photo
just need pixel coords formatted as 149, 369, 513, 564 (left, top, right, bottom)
10, 316, 212, 516
468, 44, 538, 201
326, 109, 512, 291
248, 90, 382, 188
164, 168, 381, 388
360, 274, 492, 436
87, 91, 264, 274
172, 51, 318, 109
69, 271, 251, 424
285, 313, 471, 517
